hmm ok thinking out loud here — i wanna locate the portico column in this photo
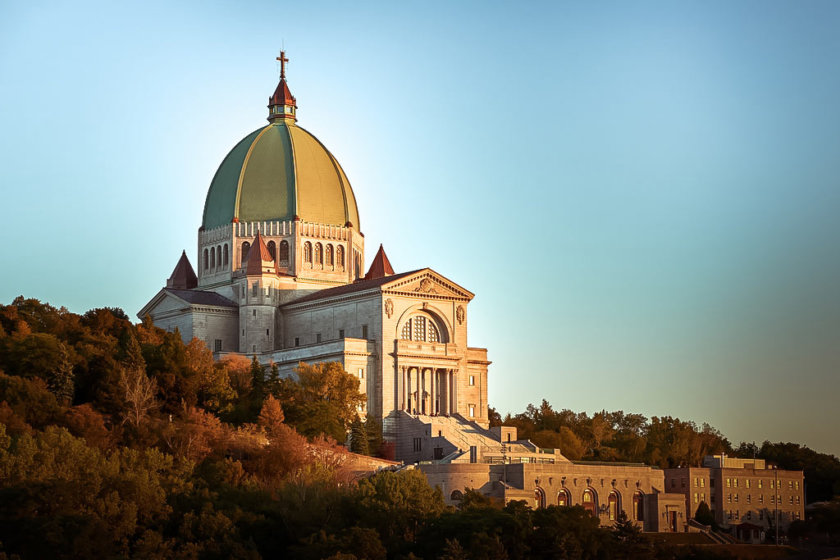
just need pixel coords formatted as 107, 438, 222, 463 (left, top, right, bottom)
430, 369, 436, 414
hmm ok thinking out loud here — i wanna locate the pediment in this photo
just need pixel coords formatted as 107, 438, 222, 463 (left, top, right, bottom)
382, 269, 473, 301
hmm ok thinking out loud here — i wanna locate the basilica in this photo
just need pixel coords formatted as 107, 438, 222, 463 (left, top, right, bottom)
138, 54, 490, 447
139, 57, 805, 537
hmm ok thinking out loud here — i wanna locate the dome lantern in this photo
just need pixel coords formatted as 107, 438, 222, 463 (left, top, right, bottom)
268, 51, 297, 123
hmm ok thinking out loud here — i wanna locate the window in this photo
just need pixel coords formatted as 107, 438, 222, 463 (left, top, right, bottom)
788, 480, 793, 490
746, 479, 751, 489
428, 321, 440, 342
469, 375, 475, 386
326, 244, 334, 267
795, 481, 799, 490
469, 405, 475, 417
401, 320, 412, 340
252, 345, 256, 353
733, 478, 738, 488
633, 491, 644, 521
726, 478, 731, 488
796, 496, 800, 505
279, 240, 289, 264
267, 240, 276, 260
770, 480, 775, 489
700, 478, 705, 487
734, 494, 739, 503
214, 339, 222, 352
450, 490, 463, 501
759, 510, 764, 520
294, 337, 300, 347
789, 496, 794, 505
336, 245, 345, 269
216, 246, 221, 268
266, 329, 270, 336
242, 241, 251, 264
727, 494, 732, 503
304, 242, 312, 265
339, 329, 345, 338
747, 494, 751, 504
694, 492, 698, 504
758, 480, 763, 489
316, 333, 322, 343
362, 325, 368, 339
358, 368, 364, 379
252, 283, 258, 297
414, 316, 425, 341
223, 244, 229, 266
694, 477, 699, 487
314, 243, 323, 267
413, 438, 422, 452
210, 248, 215, 268
701, 492, 705, 503
558, 489, 571, 507
204, 248, 209, 270
252, 309, 256, 317
747, 511, 752, 520
608, 491, 619, 521
759, 494, 764, 504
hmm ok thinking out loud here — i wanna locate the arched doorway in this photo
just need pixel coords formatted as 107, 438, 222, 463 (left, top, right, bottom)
534, 487, 546, 509
633, 491, 644, 521
557, 488, 571, 507
582, 488, 597, 516
608, 491, 620, 521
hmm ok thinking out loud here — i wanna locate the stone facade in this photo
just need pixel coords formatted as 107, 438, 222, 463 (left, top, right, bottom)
664, 455, 805, 540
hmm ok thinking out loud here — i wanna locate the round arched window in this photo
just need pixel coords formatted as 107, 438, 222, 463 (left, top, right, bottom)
399, 313, 446, 343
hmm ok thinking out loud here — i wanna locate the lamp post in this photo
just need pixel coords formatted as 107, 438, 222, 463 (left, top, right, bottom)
774, 466, 779, 546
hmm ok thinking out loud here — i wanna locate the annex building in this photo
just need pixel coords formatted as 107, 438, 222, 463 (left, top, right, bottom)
139, 56, 804, 537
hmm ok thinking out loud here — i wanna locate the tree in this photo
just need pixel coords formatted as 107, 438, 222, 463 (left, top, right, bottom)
279, 362, 366, 441
257, 395, 285, 437
349, 416, 370, 455
694, 501, 715, 527
120, 366, 157, 430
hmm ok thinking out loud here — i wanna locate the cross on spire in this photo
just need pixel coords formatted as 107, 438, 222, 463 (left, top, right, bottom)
277, 51, 289, 80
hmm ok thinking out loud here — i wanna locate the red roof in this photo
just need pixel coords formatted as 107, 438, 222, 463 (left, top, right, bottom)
364, 244, 395, 280
246, 232, 279, 276
269, 78, 296, 107
166, 251, 198, 290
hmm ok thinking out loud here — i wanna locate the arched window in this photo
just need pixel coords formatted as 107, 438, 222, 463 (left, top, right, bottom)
241, 242, 251, 266
203, 248, 209, 270
355, 251, 362, 278
279, 240, 289, 264
608, 491, 620, 521
400, 314, 447, 343
267, 240, 276, 260
633, 491, 644, 521
315, 243, 323, 267
558, 489, 571, 507
336, 245, 345, 270
582, 488, 597, 516
216, 246, 221, 269
326, 244, 334, 267
210, 247, 216, 268
534, 487, 546, 509
304, 242, 312, 266
223, 244, 229, 266
450, 490, 463, 502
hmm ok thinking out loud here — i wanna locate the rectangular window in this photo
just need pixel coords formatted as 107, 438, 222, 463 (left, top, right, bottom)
726, 478, 731, 488
294, 337, 300, 347
759, 495, 764, 504
469, 405, 475, 417
413, 438, 422, 452
727, 494, 732, 503
693, 492, 698, 503
795, 481, 799, 490
266, 329, 270, 336
362, 325, 368, 339
253, 309, 257, 317
252, 344, 256, 353
252, 283, 258, 297
746, 479, 751, 489
734, 478, 738, 488
789, 496, 793, 505
747, 511, 752, 520
339, 329, 345, 338
316, 333, 322, 343
734, 494, 739, 503
701, 492, 706, 503
759, 510, 764, 520
700, 478, 705, 488
214, 339, 222, 352
694, 477, 698, 487
770, 480, 775, 489
469, 375, 475, 386
788, 480, 793, 490
758, 480, 763, 488
358, 368, 364, 379
747, 494, 751, 504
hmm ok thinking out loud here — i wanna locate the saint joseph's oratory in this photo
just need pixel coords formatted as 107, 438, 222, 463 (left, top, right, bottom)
140, 57, 804, 536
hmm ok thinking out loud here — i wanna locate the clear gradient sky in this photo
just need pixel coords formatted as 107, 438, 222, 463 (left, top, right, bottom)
2, 1, 839, 456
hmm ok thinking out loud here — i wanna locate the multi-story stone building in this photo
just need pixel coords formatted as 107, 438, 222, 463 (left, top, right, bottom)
138, 54, 489, 453
664, 455, 804, 541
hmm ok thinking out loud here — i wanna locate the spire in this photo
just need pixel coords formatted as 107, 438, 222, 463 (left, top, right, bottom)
166, 250, 198, 290
246, 232, 280, 275
268, 50, 297, 123
364, 244, 395, 280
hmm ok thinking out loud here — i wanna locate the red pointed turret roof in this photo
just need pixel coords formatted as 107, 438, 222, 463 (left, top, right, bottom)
246, 232, 279, 275
364, 244, 395, 280
166, 250, 198, 290
270, 78, 296, 108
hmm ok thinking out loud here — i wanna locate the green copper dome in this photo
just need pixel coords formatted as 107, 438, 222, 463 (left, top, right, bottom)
201, 120, 360, 230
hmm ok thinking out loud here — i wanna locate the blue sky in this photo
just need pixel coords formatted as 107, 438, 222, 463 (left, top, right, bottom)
2, 1, 839, 456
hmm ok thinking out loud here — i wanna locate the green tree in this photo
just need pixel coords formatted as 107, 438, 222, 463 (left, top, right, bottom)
279, 362, 365, 441
349, 416, 370, 455
694, 501, 715, 527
